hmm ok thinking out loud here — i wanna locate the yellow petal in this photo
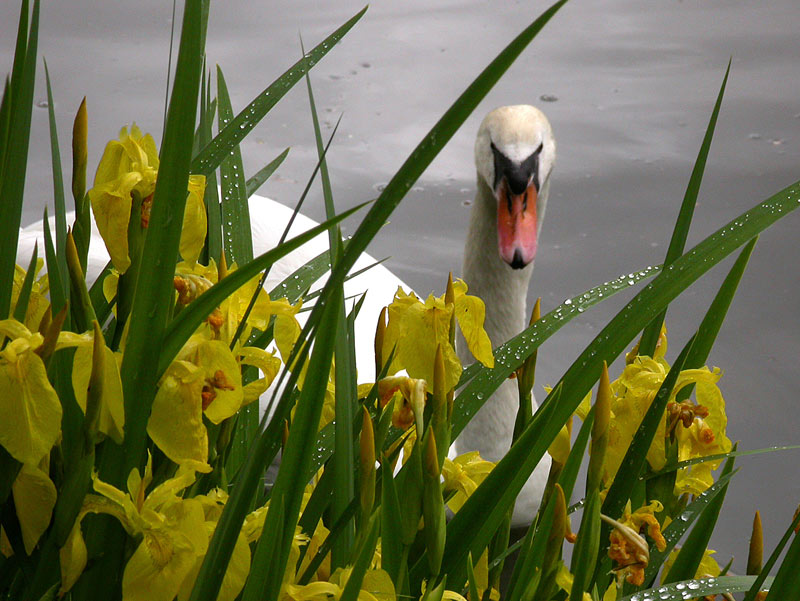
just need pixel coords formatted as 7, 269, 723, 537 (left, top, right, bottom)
148, 361, 209, 466
454, 288, 494, 368
179, 338, 243, 425
89, 170, 140, 273
72, 343, 125, 444
238, 346, 281, 404
12, 463, 57, 554
0, 326, 62, 465
59, 520, 88, 595
179, 175, 208, 266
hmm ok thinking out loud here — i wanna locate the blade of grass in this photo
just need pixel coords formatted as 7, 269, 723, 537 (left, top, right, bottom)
0, 0, 39, 319
639, 60, 731, 355
676, 236, 758, 401
246, 147, 290, 197
190, 7, 367, 177
453, 264, 661, 438
304, 59, 357, 568
339, 513, 380, 601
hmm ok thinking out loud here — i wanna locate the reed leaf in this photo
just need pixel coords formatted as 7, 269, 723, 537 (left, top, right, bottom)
246, 147, 290, 198
0, 0, 39, 319
639, 61, 731, 355
618, 575, 772, 601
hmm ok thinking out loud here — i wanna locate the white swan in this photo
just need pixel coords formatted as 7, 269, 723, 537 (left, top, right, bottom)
456, 105, 556, 526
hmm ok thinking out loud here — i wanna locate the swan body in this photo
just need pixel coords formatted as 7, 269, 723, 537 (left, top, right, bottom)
16, 195, 410, 399
456, 105, 556, 526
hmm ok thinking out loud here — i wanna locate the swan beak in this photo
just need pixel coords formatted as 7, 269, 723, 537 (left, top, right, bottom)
497, 182, 538, 269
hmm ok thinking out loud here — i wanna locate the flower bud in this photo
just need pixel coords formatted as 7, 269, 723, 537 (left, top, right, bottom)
747, 510, 763, 575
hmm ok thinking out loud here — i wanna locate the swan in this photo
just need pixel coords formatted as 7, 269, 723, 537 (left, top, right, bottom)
455, 105, 556, 526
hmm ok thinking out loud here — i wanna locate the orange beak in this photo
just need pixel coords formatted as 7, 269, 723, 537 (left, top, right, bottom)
497, 181, 538, 269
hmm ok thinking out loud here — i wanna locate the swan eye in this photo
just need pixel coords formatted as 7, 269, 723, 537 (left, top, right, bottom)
490, 141, 544, 194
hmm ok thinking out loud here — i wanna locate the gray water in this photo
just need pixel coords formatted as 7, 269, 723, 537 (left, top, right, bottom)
2, 0, 799, 577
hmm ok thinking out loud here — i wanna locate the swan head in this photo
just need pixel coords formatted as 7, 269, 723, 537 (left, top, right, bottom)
474, 105, 556, 269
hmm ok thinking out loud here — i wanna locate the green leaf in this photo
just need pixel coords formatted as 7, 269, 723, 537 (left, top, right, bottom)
0, 0, 39, 319
663, 452, 736, 584
246, 147, 289, 197
676, 236, 758, 401
646, 444, 800, 479
453, 264, 661, 438
639, 60, 731, 355
41, 208, 67, 322
618, 575, 772, 601
243, 292, 342, 600
380, 460, 405, 587
570, 490, 601, 601
108, 0, 204, 482
12, 242, 37, 323
190, 7, 367, 177
216, 65, 254, 266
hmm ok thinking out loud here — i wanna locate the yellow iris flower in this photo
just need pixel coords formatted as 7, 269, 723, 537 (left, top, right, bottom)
381, 281, 494, 393
59, 457, 210, 600
603, 332, 731, 495
89, 125, 206, 272
441, 451, 495, 513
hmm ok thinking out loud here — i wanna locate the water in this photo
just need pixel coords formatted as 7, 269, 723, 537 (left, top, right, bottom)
2, 0, 799, 573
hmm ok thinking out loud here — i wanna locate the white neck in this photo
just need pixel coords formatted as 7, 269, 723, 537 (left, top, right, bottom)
457, 177, 535, 461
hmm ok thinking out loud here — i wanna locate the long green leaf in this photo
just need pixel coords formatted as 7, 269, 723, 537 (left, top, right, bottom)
110, 0, 204, 481
619, 575, 772, 601
190, 8, 367, 177
453, 265, 660, 436
241, 292, 342, 600
0, 0, 39, 319
676, 236, 757, 401
339, 513, 380, 601
246, 147, 289, 197
647, 444, 800, 479
639, 60, 731, 355
216, 66, 253, 266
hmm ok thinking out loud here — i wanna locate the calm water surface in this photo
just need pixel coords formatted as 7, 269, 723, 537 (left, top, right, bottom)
2, 0, 799, 571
